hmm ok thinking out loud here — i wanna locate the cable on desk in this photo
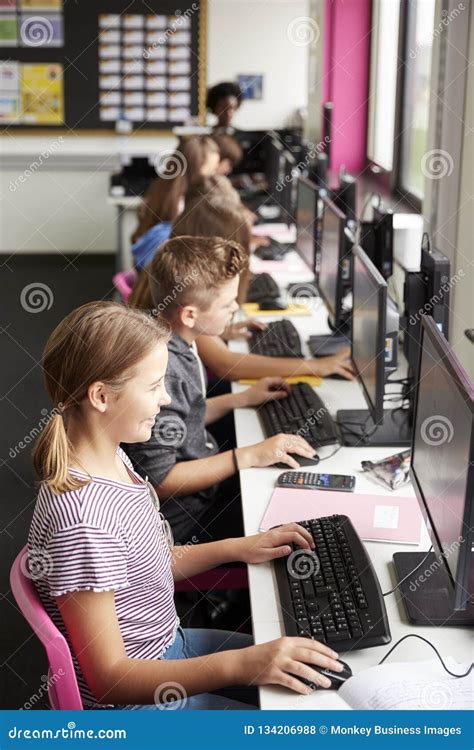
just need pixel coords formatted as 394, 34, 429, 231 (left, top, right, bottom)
382, 545, 433, 596
378, 634, 473, 678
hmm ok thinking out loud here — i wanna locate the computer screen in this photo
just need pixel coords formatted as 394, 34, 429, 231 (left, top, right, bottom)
295, 176, 318, 270
265, 137, 285, 197
411, 316, 473, 609
317, 195, 347, 319
351, 246, 387, 423
282, 150, 298, 225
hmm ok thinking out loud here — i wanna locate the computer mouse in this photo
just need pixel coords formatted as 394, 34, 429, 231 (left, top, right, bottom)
258, 298, 286, 311
298, 660, 352, 691
274, 453, 320, 469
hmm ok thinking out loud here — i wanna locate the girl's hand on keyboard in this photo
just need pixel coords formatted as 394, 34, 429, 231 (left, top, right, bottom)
313, 347, 355, 380
237, 637, 342, 693
239, 376, 290, 407
233, 522, 315, 564
236, 433, 316, 469
222, 318, 267, 341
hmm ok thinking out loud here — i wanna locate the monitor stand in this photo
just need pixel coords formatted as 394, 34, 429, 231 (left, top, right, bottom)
392, 552, 474, 626
308, 318, 351, 357
337, 407, 411, 447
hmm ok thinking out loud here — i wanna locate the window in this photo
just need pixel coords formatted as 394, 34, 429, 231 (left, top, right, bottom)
400, 0, 436, 198
367, 0, 401, 171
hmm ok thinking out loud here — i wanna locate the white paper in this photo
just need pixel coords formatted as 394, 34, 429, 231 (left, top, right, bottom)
100, 90, 121, 106
99, 75, 121, 90
169, 106, 190, 121
169, 31, 191, 45
124, 106, 144, 121
169, 45, 190, 60
169, 60, 191, 75
146, 15, 167, 29
123, 14, 144, 29
146, 76, 166, 90
123, 30, 144, 44
123, 75, 144, 90
123, 44, 144, 59
99, 29, 120, 44
146, 91, 166, 106
99, 59, 121, 74
373, 505, 399, 530
146, 60, 166, 74
123, 59, 145, 75
339, 660, 473, 710
99, 44, 120, 59
169, 91, 190, 106
124, 91, 145, 106
99, 14, 120, 29
168, 76, 190, 91
147, 107, 167, 121
100, 106, 120, 121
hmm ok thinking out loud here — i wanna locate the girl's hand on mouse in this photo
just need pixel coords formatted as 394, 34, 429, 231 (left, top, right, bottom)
311, 348, 355, 380
230, 522, 315, 564
238, 377, 290, 407
222, 318, 267, 341
236, 433, 316, 469
235, 637, 344, 693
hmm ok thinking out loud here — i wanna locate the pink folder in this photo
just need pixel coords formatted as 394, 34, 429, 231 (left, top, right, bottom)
260, 488, 423, 545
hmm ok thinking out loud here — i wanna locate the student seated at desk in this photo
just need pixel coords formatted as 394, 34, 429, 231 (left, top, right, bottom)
207, 80, 243, 135
130, 182, 354, 381
126, 236, 317, 544
28, 301, 341, 710
131, 135, 220, 269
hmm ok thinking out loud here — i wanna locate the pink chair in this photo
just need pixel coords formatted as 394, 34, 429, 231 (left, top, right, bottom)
113, 270, 137, 302
10, 546, 83, 710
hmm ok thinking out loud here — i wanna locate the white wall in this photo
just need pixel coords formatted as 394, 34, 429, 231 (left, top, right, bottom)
207, 0, 309, 129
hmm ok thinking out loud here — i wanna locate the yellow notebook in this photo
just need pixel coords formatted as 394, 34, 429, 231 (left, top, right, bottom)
239, 376, 322, 386
242, 302, 312, 317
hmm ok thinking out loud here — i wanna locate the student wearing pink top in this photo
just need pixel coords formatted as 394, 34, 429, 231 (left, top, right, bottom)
28, 301, 343, 709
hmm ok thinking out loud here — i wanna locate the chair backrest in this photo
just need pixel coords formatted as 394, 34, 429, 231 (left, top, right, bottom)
113, 270, 137, 302
10, 546, 83, 710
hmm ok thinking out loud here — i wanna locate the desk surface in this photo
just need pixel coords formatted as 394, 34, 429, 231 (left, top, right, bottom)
229, 263, 473, 710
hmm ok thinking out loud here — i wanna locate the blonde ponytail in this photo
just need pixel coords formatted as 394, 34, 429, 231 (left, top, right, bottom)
33, 413, 87, 495
32, 301, 170, 494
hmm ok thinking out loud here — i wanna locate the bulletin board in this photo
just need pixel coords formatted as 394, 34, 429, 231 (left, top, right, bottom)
0, 0, 206, 132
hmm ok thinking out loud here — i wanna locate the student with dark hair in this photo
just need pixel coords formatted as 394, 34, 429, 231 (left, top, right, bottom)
206, 81, 243, 132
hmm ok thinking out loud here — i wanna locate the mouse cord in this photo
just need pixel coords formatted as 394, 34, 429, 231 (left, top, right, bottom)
378, 634, 473, 678
382, 545, 433, 596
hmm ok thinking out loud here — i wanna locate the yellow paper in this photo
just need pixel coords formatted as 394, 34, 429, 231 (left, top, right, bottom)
21, 63, 64, 124
239, 376, 322, 386
242, 303, 312, 317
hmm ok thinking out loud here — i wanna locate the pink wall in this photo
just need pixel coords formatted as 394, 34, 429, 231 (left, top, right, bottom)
322, 0, 372, 173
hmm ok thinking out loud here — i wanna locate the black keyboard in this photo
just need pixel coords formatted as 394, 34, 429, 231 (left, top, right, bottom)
258, 382, 339, 454
274, 514, 391, 650
254, 239, 292, 261
250, 320, 303, 358
247, 273, 280, 303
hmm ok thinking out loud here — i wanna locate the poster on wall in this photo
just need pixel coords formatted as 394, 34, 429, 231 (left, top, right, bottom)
0, 59, 20, 121
21, 61, 64, 123
238, 74, 263, 101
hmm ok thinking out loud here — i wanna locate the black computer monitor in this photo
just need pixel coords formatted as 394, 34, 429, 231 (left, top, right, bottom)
317, 193, 351, 329
295, 176, 318, 271
403, 235, 450, 375
281, 150, 298, 225
359, 199, 394, 281
337, 246, 409, 447
231, 129, 268, 175
393, 316, 473, 625
265, 136, 285, 201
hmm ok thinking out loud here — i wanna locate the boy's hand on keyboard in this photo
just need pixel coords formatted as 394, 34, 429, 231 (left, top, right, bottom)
233, 522, 314, 564
239, 377, 291, 407
237, 638, 342, 692
236, 433, 316, 469
313, 347, 355, 380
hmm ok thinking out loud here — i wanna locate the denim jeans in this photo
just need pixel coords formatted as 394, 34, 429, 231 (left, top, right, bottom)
113, 627, 258, 711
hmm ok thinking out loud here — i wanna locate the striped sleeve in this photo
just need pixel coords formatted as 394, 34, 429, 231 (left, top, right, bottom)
45, 524, 129, 597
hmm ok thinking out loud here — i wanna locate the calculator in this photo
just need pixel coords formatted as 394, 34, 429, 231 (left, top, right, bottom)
277, 471, 356, 491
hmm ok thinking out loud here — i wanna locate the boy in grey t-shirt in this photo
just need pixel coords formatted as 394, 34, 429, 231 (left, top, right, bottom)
125, 237, 316, 544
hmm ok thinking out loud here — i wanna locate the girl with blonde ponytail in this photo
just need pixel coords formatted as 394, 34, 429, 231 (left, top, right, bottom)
27, 301, 342, 710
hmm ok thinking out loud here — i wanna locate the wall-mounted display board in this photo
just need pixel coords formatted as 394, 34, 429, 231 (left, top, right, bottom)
0, 0, 206, 131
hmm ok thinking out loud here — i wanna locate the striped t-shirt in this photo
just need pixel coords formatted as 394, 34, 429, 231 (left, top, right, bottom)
28, 448, 179, 707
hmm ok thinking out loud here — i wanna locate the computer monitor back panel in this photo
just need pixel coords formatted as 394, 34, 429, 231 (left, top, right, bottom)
351, 246, 387, 423
295, 177, 318, 271
318, 196, 349, 327
411, 316, 474, 609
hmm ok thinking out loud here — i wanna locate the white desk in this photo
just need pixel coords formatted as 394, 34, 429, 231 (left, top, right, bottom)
230, 267, 473, 710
